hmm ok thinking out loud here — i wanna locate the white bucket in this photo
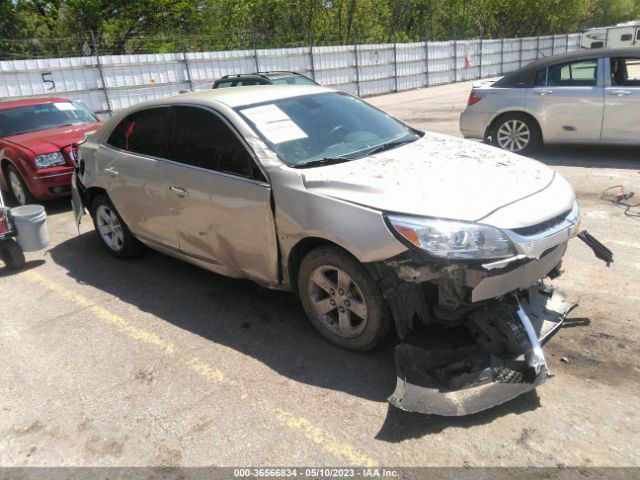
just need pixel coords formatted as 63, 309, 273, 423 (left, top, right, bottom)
11, 204, 49, 252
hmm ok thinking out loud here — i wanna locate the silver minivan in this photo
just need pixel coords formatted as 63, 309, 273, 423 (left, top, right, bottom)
460, 48, 640, 153
72, 85, 608, 416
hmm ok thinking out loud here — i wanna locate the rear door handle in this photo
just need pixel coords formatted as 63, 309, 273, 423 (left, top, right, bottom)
534, 89, 553, 96
104, 167, 119, 177
169, 186, 188, 197
609, 89, 631, 96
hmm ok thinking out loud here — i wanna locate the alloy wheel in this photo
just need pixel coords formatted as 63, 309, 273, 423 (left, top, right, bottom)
496, 119, 531, 152
8, 170, 26, 205
96, 205, 124, 251
307, 265, 368, 338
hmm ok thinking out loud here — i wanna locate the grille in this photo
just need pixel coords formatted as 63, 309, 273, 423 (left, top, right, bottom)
512, 209, 571, 237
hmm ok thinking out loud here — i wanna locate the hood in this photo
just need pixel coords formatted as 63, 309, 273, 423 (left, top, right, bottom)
4, 122, 101, 155
301, 132, 556, 223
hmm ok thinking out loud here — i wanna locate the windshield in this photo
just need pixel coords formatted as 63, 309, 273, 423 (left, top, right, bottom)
0, 101, 97, 137
236, 92, 419, 167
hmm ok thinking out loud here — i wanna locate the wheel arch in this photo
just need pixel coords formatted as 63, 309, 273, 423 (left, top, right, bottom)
286, 236, 360, 296
0, 158, 13, 189
83, 186, 109, 212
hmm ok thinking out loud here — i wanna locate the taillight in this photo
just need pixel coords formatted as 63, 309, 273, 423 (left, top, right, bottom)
467, 92, 483, 106
0, 209, 9, 235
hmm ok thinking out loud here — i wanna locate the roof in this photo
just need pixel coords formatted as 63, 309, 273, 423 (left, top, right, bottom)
0, 97, 72, 111
493, 47, 640, 88
126, 84, 334, 111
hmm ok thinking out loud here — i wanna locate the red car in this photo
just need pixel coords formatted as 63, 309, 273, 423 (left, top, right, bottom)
0, 97, 101, 205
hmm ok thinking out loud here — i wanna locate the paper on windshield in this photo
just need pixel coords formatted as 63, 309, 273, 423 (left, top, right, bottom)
240, 104, 308, 144
53, 102, 76, 111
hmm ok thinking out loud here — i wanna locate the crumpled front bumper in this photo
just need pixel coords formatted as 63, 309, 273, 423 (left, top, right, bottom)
389, 286, 576, 416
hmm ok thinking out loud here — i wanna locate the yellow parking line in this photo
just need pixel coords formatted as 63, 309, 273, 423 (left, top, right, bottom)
184, 356, 378, 467
22, 270, 378, 467
25, 270, 175, 354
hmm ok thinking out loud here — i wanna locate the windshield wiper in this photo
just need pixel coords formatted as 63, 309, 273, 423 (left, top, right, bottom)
292, 156, 356, 169
366, 135, 419, 156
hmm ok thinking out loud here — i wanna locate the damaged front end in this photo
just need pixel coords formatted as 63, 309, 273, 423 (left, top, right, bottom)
388, 286, 576, 416
372, 208, 610, 416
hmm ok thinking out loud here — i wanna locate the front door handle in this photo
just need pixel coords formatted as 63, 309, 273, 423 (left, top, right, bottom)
104, 167, 119, 177
169, 186, 188, 197
609, 89, 631, 96
534, 89, 553, 96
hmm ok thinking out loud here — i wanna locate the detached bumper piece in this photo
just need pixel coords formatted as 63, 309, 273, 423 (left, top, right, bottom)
577, 230, 613, 267
388, 286, 576, 416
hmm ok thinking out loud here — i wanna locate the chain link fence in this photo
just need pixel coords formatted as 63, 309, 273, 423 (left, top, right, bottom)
0, 32, 580, 118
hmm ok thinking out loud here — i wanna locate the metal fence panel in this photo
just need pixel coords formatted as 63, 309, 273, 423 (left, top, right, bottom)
425, 41, 454, 86
312, 45, 357, 96
396, 42, 426, 91
357, 43, 395, 96
0, 32, 582, 116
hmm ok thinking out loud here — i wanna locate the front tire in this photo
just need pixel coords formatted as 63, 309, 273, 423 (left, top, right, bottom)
491, 113, 541, 155
298, 246, 391, 351
90, 195, 143, 259
6, 165, 33, 205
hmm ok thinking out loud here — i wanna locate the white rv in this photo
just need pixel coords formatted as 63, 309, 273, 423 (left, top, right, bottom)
581, 21, 640, 49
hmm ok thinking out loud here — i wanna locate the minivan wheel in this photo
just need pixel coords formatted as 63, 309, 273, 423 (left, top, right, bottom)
6, 165, 33, 205
298, 246, 390, 351
492, 113, 541, 155
90, 195, 143, 259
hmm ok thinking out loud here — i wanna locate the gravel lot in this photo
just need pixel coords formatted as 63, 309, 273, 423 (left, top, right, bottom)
1, 81, 639, 469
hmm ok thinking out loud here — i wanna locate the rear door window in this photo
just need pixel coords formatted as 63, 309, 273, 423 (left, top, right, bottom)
107, 107, 170, 158
547, 59, 598, 87
271, 76, 316, 85
237, 79, 264, 86
171, 106, 264, 181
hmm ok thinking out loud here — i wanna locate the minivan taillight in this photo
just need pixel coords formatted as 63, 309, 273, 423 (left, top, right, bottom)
467, 92, 483, 106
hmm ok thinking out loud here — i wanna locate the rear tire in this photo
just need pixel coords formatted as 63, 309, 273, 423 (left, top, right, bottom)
298, 246, 391, 351
90, 195, 144, 259
1, 239, 26, 270
491, 113, 541, 155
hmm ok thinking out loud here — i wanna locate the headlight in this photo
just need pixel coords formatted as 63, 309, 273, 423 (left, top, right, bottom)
34, 152, 65, 168
387, 215, 515, 260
